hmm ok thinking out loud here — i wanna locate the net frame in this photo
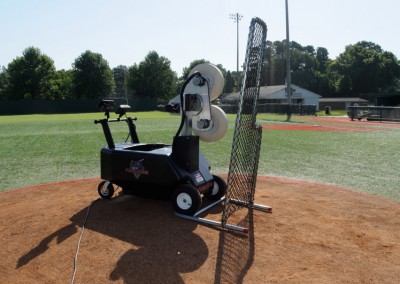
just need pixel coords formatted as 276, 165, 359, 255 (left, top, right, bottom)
222, 18, 267, 224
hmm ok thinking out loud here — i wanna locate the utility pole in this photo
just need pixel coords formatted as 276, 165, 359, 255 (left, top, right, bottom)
230, 13, 243, 91
285, 0, 292, 121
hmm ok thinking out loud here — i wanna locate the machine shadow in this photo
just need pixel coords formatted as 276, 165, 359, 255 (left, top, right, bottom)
16, 223, 78, 268
17, 193, 209, 283
214, 209, 255, 283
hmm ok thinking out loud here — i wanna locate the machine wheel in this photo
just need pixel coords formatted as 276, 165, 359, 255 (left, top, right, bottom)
193, 105, 228, 143
98, 181, 114, 199
204, 175, 227, 200
188, 63, 224, 101
172, 184, 202, 216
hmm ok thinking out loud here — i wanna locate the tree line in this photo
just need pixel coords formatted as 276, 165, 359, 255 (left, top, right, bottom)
262, 40, 400, 97
0, 40, 399, 102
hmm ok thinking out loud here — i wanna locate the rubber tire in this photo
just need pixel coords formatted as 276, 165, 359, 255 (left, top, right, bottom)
193, 105, 228, 142
171, 184, 202, 216
98, 180, 115, 199
204, 175, 227, 201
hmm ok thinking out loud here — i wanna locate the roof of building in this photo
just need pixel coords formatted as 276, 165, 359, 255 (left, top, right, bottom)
222, 84, 321, 101
319, 97, 368, 103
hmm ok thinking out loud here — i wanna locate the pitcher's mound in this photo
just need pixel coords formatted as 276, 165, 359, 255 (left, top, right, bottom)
1, 177, 399, 283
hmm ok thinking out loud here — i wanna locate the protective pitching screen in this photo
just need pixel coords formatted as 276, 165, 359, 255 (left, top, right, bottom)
222, 18, 267, 223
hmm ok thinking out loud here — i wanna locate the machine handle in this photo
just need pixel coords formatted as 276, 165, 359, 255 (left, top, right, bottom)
107, 117, 137, 123
94, 119, 106, 124
94, 117, 137, 124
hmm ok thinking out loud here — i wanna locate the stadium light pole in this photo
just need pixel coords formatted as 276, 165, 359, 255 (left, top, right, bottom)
230, 13, 243, 91
285, 0, 292, 121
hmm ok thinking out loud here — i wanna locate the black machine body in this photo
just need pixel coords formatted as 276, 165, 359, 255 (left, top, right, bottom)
94, 64, 227, 215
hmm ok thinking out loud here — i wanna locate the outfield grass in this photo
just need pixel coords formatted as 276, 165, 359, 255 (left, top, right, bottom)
1, 112, 399, 202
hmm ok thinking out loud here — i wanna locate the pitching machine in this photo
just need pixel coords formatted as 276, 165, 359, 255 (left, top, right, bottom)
94, 63, 229, 216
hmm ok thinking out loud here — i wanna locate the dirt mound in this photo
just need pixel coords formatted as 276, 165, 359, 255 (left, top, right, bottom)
1, 177, 399, 283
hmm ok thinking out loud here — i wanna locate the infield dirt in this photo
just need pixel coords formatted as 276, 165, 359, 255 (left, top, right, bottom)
1, 176, 399, 283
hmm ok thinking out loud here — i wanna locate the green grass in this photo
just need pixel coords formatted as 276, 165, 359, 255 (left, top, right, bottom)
316, 109, 348, 116
0, 112, 181, 190
1, 112, 399, 202
260, 129, 400, 200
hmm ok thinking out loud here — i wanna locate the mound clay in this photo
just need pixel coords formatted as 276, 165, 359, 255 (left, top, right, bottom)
1, 177, 399, 283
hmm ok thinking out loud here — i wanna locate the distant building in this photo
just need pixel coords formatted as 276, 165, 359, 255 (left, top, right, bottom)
222, 84, 321, 111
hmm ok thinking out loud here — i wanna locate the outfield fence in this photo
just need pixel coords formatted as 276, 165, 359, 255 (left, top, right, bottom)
0, 97, 158, 115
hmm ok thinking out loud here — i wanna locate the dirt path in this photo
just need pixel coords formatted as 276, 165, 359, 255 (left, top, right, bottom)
261, 115, 400, 132
1, 177, 399, 283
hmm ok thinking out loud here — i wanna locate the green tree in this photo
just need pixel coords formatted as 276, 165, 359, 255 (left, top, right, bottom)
268, 40, 286, 85
52, 69, 75, 99
5, 47, 57, 100
73, 50, 115, 99
316, 47, 330, 73
327, 41, 400, 96
304, 45, 316, 56
113, 65, 129, 98
264, 41, 274, 85
314, 71, 334, 97
223, 71, 235, 93
0, 66, 8, 99
128, 51, 177, 100
290, 47, 320, 91
264, 40, 321, 89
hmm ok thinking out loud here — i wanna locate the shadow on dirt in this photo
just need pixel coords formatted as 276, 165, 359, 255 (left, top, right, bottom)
214, 209, 255, 283
17, 193, 208, 283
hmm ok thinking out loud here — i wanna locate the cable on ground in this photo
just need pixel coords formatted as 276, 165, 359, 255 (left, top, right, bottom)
70, 198, 99, 284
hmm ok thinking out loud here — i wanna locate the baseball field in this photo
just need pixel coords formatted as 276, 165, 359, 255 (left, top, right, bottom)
0, 112, 399, 283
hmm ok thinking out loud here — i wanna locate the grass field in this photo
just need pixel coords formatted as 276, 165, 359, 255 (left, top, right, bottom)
1, 111, 399, 202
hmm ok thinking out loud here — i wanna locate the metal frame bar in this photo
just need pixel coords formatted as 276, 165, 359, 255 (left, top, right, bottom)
230, 198, 272, 213
175, 196, 271, 233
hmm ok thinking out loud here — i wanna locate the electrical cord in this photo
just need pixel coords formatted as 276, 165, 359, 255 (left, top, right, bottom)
175, 71, 204, 138
70, 198, 101, 284
70, 186, 120, 283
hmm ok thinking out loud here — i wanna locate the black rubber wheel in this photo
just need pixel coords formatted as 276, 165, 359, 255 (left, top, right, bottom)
98, 180, 115, 199
204, 175, 227, 200
171, 184, 202, 216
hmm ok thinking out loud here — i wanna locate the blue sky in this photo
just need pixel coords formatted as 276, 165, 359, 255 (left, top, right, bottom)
1, 0, 400, 76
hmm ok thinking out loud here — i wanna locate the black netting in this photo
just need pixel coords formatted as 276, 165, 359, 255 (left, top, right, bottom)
222, 18, 267, 223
